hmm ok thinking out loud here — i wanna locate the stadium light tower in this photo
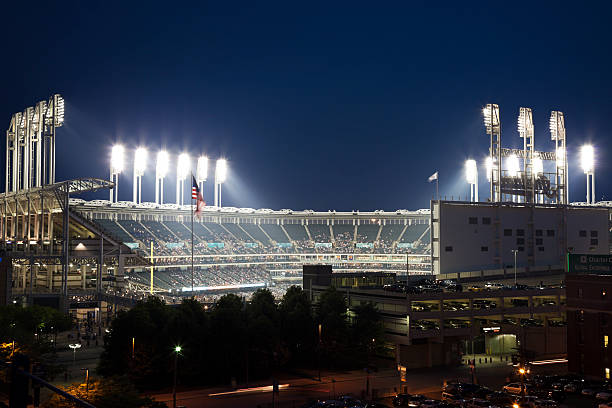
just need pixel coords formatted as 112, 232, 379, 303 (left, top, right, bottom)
110, 145, 125, 203
214, 158, 227, 207
465, 159, 478, 202
155, 151, 169, 204
133, 147, 147, 204
176, 153, 190, 205
550, 111, 568, 204
196, 156, 208, 192
483, 104, 501, 202
581, 145, 595, 204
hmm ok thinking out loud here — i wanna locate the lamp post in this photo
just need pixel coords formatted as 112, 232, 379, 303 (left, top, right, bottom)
133, 148, 147, 204
155, 151, 169, 204
176, 154, 190, 206
512, 249, 519, 286
519, 366, 526, 397
581, 145, 595, 204
68, 343, 81, 367
214, 159, 227, 207
173, 345, 182, 408
465, 159, 478, 202
109, 145, 124, 203
318, 323, 322, 382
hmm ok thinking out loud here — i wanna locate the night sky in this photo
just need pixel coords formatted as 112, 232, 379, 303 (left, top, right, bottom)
1, 2, 611, 211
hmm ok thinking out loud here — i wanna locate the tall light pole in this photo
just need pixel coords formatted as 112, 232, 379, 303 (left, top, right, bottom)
110, 145, 124, 203
133, 147, 147, 204
550, 111, 568, 204
196, 156, 208, 193
155, 151, 169, 204
483, 104, 501, 202
511, 249, 519, 286
581, 145, 595, 204
173, 345, 182, 408
176, 153, 190, 206
465, 159, 478, 202
214, 159, 227, 208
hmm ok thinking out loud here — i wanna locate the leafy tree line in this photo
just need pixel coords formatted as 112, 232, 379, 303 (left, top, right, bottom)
98, 286, 385, 389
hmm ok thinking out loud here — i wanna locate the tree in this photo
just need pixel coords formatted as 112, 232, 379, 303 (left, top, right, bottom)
350, 302, 386, 365
279, 286, 315, 364
41, 376, 166, 408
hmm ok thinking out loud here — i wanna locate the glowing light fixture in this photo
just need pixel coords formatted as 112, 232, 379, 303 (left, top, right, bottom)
507, 155, 520, 177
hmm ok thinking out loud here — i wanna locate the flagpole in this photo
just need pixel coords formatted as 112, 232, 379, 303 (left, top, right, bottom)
436, 177, 439, 201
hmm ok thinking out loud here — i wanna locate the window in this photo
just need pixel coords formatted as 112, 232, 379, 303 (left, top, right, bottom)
547, 229, 555, 237
482, 217, 491, 225
445, 246, 453, 252
518, 247, 524, 252
481, 246, 488, 252
591, 230, 599, 237
536, 238, 543, 245
535, 230, 543, 236
607, 368, 610, 380
579, 230, 587, 237
516, 238, 525, 245
516, 229, 525, 236
469, 217, 478, 225
538, 247, 545, 252
591, 239, 599, 246
504, 229, 512, 236
605, 335, 609, 348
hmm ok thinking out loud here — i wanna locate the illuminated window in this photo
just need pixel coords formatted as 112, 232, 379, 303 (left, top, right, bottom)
605, 335, 609, 348
606, 368, 610, 380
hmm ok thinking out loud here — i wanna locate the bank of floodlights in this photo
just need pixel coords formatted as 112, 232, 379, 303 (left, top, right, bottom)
507, 155, 520, 178
176, 153, 190, 205
581, 145, 596, 204
483, 103, 501, 202
110, 145, 125, 202
196, 156, 208, 193
214, 159, 227, 207
133, 148, 147, 204
465, 159, 478, 202
155, 151, 169, 204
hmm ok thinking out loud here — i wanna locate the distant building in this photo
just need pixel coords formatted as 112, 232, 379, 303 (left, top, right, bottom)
566, 273, 612, 379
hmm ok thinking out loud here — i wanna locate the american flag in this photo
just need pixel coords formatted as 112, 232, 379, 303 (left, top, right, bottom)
191, 175, 206, 215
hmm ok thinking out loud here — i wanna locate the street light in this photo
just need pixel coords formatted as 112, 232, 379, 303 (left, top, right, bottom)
133, 148, 147, 204
214, 159, 227, 207
155, 150, 169, 204
173, 345, 182, 408
68, 343, 82, 367
110, 145, 124, 202
581, 145, 595, 204
176, 153, 190, 206
465, 159, 478, 202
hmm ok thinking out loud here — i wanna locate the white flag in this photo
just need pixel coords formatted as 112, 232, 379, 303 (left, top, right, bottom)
428, 171, 438, 182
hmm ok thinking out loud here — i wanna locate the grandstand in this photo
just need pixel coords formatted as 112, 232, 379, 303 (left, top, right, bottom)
73, 203, 432, 294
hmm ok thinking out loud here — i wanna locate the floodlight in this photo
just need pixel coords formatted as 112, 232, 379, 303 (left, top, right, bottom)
197, 156, 208, 182
517, 107, 533, 139
110, 145, 125, 174
549, 111, 565, 141
134, 148, 147, 176
174, 345, 182, 353
507, 155, 520, 177
156, 150, 169, 178
485, 157, 494, 182
215, 159, 227, 184
465, 159, 477, 184
581, 145, 594, 174
482, 104, 500, 134
533, 157, 543, 175
177, 153, 190, 180
54, 95, 65, 126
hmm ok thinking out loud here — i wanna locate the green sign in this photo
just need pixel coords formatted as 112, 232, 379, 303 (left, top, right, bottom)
567, 253, 612, 274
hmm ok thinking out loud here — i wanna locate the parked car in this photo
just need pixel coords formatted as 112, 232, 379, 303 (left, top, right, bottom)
502, 383, 528, 395
597, 390, 612, 401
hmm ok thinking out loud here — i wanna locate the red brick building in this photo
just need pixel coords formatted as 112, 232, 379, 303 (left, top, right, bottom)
566, 274, 612, 379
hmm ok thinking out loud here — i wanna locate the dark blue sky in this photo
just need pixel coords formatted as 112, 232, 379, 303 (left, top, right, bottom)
1, 2, 611, 210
